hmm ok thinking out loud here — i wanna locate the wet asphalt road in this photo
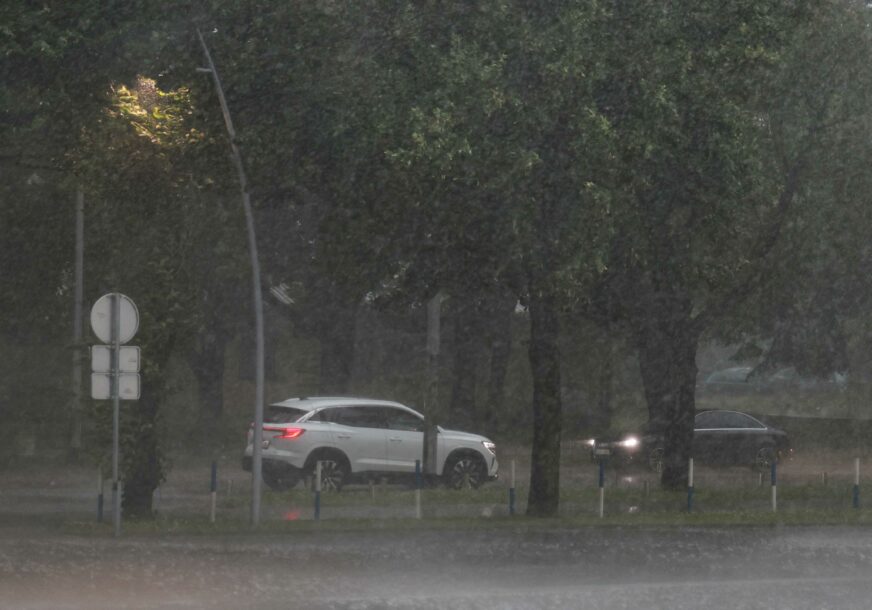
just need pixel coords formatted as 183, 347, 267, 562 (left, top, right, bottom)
2, 524, 872, 609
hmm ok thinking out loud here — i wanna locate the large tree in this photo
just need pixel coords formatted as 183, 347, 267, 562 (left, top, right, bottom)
354, 1, 616, 515
590, 0, 872, 488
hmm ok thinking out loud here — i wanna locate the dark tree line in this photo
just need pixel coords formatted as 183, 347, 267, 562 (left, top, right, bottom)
3, 0, 872, 516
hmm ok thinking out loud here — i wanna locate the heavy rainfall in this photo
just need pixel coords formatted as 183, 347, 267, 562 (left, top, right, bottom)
3, 1, 872, 608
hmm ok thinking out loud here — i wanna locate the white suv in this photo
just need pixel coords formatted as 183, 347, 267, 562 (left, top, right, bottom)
242, 397, 499, 491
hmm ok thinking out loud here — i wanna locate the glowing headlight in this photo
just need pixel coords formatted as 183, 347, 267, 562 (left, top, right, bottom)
618, 436, 640, 449
482, 441, 496, 455
584, 438, 596, 447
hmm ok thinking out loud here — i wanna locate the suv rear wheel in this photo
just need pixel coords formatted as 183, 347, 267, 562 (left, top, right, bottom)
753, 445, 775, 474
306, 451, 349, 492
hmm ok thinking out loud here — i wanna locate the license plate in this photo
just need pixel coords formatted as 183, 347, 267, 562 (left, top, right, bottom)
594, 448, 611, 456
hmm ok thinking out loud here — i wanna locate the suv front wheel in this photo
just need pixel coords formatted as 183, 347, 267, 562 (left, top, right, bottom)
263, 465, 301, 492
444, 453, 487, 489
753, 445, 776, 474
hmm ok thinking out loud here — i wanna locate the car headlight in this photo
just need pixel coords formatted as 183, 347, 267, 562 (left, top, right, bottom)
584, 438, 596, 447
617, 436, 640, 449
482, 441, 496, 456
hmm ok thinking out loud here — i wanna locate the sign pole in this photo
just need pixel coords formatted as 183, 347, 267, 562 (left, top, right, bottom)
70, 186, 84, 455
89, 291, 139, 537
111, 293, 122, 537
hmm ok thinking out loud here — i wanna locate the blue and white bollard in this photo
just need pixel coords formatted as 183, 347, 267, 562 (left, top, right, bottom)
854, 458, 861, 510
508, 460, 516, 516
771, 459, 777, 513
598, 459, 605, 519
97, 467, 104, 523
687, 458, 695, 513
415, 459, 422, 520
314, 461, 322, 521
210, 461, 218, 523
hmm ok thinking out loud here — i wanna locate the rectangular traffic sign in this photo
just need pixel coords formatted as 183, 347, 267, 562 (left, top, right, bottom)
91, 346, 140, 373
91, 372, 141, 400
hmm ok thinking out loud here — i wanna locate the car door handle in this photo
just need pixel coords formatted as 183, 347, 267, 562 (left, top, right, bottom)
336, 434, 352, 439
389, 437, 402, 442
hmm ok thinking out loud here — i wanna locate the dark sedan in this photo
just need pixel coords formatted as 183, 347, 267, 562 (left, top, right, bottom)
590, 409, 791, 473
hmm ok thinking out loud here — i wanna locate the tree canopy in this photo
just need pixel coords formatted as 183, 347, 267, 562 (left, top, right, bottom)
4, 0, 872, 515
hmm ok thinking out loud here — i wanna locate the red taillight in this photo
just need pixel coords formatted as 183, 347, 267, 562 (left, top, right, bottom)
264, 426, 305, 440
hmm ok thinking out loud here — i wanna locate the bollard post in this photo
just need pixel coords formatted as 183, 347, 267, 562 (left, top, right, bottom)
114, 480, 123, 536
97, 467, 104, 523
598, 460, 605, 519
687, 458, 695, 513
854, 458, 861, 509
771, 460, 777, 513
314, 461, 322, 521
509, 460, 516, 516
210, 461, 218, 523
415, 459, 422, 519
227, 478, 233, 497
758, 472, 763, 488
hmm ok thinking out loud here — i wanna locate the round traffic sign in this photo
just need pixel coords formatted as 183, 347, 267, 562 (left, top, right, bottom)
90, 293, 139, 344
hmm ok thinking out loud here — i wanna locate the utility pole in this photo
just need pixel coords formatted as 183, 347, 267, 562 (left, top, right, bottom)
196, 28, 266, 527
70, 187, 84, 457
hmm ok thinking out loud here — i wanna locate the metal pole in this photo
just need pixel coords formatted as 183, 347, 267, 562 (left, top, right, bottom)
196, 28, 265, 528
210, 461, 218, 523
854, 457, 860, 509
415, 459, 422, 519
687, 458, 694, 513
598, 460, 605, 518
111, 293, 121, 536
509, 459, 516, 516
314, 461, 322, 521
70, 187, 84, 455
97, 466, 103, 523
771, 460, 777, 513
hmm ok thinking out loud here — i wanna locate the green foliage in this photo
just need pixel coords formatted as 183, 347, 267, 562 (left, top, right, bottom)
68, 68, 248, 513
713, 0, 872, 380
5, 0, 872, 515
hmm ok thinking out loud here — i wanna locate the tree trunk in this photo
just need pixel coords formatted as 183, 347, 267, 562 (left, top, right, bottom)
318, 302, 357, 394
449, 299, 479, 429
122, 379, 163, 519
484, 291, 514, 434
121, 329, 176, 519
593, 340, 614, 432
526, 283, 562, 517
189, 331, 227, 423
636, 297, 699, 490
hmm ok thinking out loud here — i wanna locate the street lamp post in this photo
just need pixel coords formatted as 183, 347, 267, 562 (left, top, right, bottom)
196, 28, 266, 527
